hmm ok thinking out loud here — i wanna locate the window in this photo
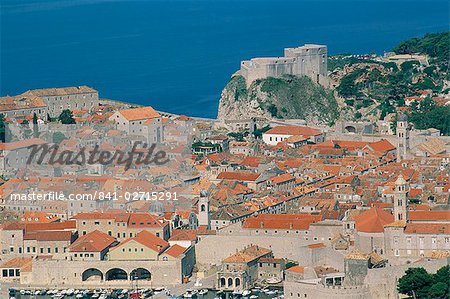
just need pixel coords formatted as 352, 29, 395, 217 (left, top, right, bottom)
162, 256, 168, 261
394, 249, 399, 256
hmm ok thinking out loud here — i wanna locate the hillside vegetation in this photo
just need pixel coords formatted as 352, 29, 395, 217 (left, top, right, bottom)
218, 75, 339, 126
331, 31, 450, 134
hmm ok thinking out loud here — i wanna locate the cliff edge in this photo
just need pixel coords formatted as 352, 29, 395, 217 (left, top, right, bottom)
217, 74, 339, 125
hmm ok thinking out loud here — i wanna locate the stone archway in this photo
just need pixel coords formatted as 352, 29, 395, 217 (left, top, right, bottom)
344, 125, 357, 133
105, 268, 128, 281
82, 268, 103, 282
130, 268, 151, 280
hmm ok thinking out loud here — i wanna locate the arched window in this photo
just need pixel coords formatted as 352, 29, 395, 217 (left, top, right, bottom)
201, 204, 206, 212
228, 277, 233, 287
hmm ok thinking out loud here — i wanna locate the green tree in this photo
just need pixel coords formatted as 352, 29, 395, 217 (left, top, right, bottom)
398, 267, 434, 298
32, 113, 39, 138
0, 113, 5, 142
58, 109, 76, 124
53, 132, 66, 144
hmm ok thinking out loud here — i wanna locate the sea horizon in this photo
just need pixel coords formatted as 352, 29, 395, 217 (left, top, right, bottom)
1, 0, 449, 118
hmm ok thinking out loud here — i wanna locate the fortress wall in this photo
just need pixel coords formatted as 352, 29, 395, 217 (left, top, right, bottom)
284, 281, 370, 299
195, 234, 345, 270
364, 257, 449, 299
29, 259, 182, 287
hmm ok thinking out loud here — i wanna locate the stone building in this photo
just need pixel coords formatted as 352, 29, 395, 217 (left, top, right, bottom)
396, 113, 410, 161
262, 125, 325, 146
71, 212, 170, 241
217, 245, 272, 291
239, 44, 328, 87
23, 86, 99, 117
109, 106, 163, 143
0, 94, 47, 119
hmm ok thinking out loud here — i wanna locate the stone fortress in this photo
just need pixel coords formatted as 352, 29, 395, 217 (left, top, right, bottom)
238, 44, 328, 87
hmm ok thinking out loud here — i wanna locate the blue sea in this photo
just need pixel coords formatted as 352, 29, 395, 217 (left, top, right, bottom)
0, 0, 448, 118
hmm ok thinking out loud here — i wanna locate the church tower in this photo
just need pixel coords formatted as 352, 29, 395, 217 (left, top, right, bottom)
396, 114, 410, 161
393, 175, 408, 222
198, 190, 210, 229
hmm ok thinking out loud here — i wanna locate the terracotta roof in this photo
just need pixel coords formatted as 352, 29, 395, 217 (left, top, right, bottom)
355, 207, 394, 233
118, 106, 161, 121
0, 257, 32, 271
0, 94, 46, 111
240, 156, 262, 168
286, 265, 304, 273
223, 245, 271, 263
307, 243, 326, 249
24, 230, 72, 242
217, 171, 261, 182
163, 244, 187, 258
409, 210, 450, 222
20, 211, 60, 223
265, 125, 322, 137
367, 139, 396, 153
119, 230, 169, 253
404, 223, 450, 234
69, 230, 116, 252
270, 173, 295, 185
25, 86, 96, 96
169, 229, 197, 241
175, 115, 192, 121
243, 214, 321, 230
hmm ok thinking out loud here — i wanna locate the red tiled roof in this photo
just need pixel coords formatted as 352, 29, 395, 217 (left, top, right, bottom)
286, 265, 304, 273
118, 106, 160, 121
409, 211, 450, 222
355, 207, 394, 233
307, 243, 326, 249
163, 244, 187, 258
243, 214, 321, 230
217, 171, 261, 182
404, 223, 450, 234
69, 230, 115, 252
270, 173, 295, 185
169, 229, 197, 241
24, 230, 72, 242
367, 139, 396, 153
119, 230, 169, 253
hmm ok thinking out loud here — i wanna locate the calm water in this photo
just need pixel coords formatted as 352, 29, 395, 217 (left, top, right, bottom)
1, 0, 449, 118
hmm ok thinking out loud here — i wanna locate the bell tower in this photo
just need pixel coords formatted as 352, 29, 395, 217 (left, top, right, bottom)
198, 190, 210, 229
396, 114, 410, 161
393, 175, 408, 222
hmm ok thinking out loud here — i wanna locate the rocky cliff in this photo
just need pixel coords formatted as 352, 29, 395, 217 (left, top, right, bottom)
217, 75, 339, 125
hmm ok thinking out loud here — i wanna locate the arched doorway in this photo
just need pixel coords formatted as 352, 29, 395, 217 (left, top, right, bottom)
82, 268, 103, 282
235, 277, 241, 287
105, 268, 128, 281
220, 277, 226, 287
130, 268, 151, 280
